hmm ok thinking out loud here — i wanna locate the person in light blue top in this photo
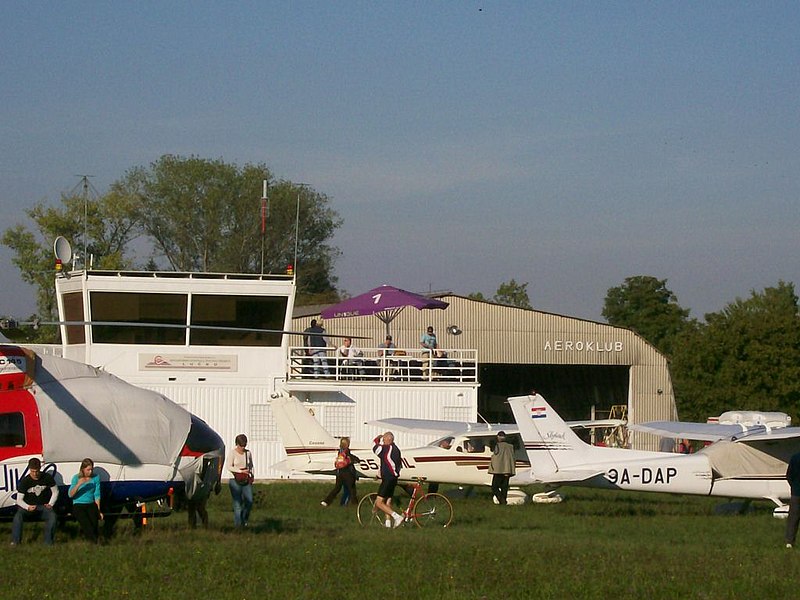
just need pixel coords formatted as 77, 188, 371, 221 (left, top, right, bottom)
69, 458, 103, 543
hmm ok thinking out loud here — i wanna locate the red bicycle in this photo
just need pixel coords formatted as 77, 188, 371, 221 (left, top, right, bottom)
357, 477, 453, 528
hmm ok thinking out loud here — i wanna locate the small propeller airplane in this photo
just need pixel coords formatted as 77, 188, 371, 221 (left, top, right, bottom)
0, 344, 225, 525
508, 393, 800, 515
271, 394, 623, 488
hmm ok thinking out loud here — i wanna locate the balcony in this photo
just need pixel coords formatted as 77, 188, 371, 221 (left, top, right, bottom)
287, 346, 478, 384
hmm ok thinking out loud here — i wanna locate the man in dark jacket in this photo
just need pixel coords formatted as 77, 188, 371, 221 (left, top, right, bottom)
11, 458, 59, 546
785, 451, 800, 548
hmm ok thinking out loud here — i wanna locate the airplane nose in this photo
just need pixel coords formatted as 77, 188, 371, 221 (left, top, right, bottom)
180, 415, 225, 499
185, 415, 225, 455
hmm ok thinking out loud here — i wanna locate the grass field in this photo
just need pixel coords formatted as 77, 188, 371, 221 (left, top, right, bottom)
1, 481, 798, 599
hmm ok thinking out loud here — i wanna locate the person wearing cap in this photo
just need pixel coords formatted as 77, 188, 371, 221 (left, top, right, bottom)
379, 335, 396, 357
379, 335, 397, 380
488, 431, 516, 505
420, 326, 438, 379
11, 457, 59, 546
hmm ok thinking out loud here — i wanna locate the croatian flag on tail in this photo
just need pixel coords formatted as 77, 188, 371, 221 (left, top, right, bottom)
530, 406, 546, 419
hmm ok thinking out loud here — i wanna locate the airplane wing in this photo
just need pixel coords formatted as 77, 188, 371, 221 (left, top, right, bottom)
368, 418, 624, 436
733, 426, 800, 442
366, 418, 511, 435
569, 419, 626, 430
629, 421, 766, 442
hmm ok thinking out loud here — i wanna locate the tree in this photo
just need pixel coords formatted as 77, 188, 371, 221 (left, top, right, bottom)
467, 280, 532, 308
671, 282, 800, 422
493, 279, 532, 309
3, 155, 344, 318
602, 275, 690, 356
2, 191, 137, 320
114, 155, 342, 303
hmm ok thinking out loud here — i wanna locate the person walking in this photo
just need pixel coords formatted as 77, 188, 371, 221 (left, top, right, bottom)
11, 458, 59, 546
321, 437, 360, 507
373, 431, 404, 528
785, 450, 800, 548
227, 434, 254, 528
489, 431, 516, 505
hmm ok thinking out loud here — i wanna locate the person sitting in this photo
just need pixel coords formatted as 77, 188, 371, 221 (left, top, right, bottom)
337, 337, 364, 378
379, 335, 396, 357
11, 458, 59, 546
379, 335, 397, 379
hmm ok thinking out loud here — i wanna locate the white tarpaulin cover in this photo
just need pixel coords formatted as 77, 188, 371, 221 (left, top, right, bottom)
32, 353, 190, 466
701, 439, 792, 479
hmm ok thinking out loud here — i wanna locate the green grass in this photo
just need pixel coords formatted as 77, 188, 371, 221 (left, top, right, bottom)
1, 482, 798, 599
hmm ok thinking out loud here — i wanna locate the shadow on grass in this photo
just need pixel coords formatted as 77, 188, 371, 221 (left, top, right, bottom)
223, 517, 302, 535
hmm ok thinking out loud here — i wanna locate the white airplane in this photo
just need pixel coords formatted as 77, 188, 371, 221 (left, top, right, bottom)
271, 394, 623, 488
508, 393, 800, 514
0, 345, 225, 524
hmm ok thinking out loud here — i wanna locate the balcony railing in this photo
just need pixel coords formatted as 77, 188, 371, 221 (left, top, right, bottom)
287, 346, 478, 383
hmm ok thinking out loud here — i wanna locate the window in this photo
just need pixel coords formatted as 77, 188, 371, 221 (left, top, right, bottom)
190, 295, 288, 347
90, 292, 188, 345
0, 413, 25, 447
62, 292, 85, 344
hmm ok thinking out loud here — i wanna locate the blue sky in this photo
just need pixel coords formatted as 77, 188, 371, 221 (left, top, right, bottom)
2, 2, 798, 321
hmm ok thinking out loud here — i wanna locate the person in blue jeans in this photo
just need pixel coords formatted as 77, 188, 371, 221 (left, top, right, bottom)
785, 451, 800, 548
227, 434, 254, 528
11, 457, 59, 546
69, 458, 103, 543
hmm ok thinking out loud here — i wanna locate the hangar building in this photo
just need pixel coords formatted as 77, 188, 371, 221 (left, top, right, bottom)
294, 294, 676, 450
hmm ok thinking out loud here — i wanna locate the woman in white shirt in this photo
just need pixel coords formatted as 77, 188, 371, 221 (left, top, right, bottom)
227, 433, 254, 527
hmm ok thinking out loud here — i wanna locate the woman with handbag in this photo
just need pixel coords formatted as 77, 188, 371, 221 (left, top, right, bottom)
320, 437, 360, 507
227, 434, 254, 527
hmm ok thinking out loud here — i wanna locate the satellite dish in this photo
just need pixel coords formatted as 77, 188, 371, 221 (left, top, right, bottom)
54, 236, 73, 265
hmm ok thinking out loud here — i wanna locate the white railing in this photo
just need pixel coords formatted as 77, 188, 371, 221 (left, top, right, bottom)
287, 346, 478, 383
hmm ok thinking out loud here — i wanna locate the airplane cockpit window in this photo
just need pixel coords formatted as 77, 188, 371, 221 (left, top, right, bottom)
430, 436, 454, 450
0, 413, 25, 447
464, 439, 485, 453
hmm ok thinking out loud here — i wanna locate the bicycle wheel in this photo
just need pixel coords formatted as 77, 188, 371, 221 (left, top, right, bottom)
357, 493, 386, 527
412, 492, 453, 528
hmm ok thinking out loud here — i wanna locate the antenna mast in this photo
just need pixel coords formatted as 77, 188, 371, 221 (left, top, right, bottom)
260, 179, 268, 274
70, 175, 97, 270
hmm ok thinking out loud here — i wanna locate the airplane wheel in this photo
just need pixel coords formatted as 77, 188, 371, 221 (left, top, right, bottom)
357, 493, 385, 527
413, 493, 453, 528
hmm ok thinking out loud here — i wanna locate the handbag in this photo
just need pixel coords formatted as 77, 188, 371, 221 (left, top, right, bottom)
234, 450, 254, 485
334, 452, 349, 469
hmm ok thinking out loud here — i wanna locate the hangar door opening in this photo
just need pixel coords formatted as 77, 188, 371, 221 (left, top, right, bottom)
478, 364, 629, 423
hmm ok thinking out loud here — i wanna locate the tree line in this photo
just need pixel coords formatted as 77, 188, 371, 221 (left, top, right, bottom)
603, 276, 800, 423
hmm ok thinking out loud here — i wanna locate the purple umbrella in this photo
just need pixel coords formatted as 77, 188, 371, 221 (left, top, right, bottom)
321, 285, 448, 336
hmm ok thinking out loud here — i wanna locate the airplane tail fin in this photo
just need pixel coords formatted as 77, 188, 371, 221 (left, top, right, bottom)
271, 395, 339, 472
509, 394, 595, 481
